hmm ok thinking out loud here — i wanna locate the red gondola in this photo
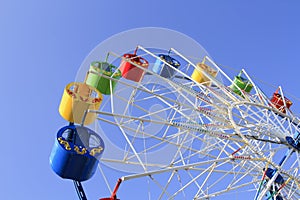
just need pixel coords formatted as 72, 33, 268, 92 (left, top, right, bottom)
119, 47, 149, 82
270, 88, 292, 113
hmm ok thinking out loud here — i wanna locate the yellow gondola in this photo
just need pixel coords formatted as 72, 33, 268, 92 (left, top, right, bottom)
59, 82, 102, 125
191, 63, 217, 86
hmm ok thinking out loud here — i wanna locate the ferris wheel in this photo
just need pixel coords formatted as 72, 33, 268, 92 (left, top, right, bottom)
49, 28, 300, 200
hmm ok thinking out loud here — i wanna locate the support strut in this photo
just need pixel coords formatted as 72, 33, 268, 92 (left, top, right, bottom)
74, 180, 88, 200
110, 178, 122, 199
100, 178, 122, 200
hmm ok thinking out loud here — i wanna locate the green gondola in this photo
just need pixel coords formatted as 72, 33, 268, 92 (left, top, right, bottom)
230, 71, 253, 96
86, 61, 122, 95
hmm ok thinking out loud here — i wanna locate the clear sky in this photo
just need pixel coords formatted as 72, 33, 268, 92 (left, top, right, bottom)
1, 0, 300, 199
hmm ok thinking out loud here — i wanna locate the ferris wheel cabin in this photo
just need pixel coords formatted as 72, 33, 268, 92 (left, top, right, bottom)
59, 82, 102, 125
119, 48, 149, 82
270, 89, 292, 114
230, 71, 253, 96
86, 61, 122, 95
152, 54, 180, 78
191, 63, 217, 86
49, 125, 105, 181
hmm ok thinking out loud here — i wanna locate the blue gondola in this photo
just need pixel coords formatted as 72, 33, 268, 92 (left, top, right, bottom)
49, 124, 105, 182
152, 54, 180, 78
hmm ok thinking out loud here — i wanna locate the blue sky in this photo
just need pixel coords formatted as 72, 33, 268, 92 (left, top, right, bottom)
1, 0, 300, 199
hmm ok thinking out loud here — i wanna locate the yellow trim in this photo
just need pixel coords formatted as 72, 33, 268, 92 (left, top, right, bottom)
90, 146, 104, 156
58, 137, 71, 150
74, 146, 87, 155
